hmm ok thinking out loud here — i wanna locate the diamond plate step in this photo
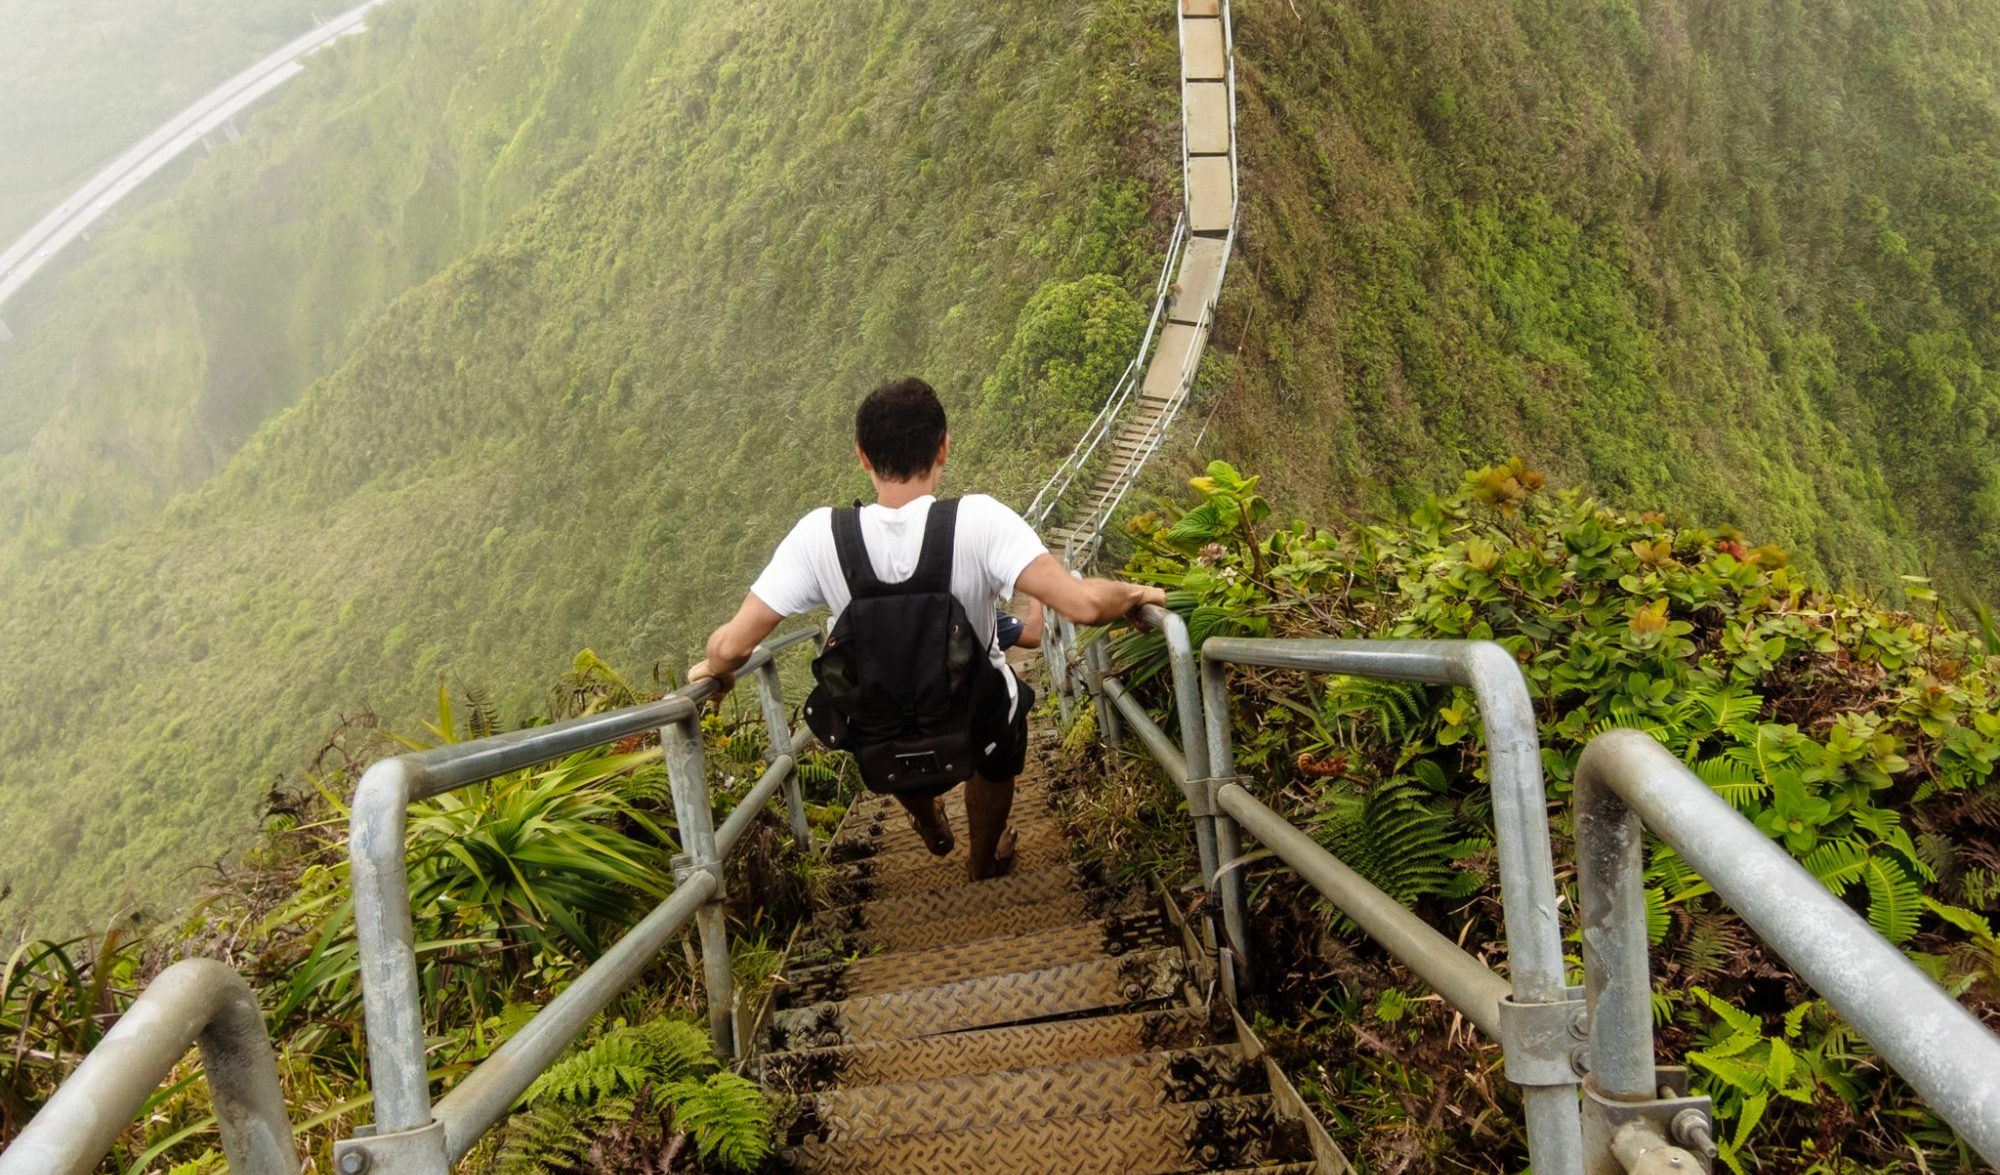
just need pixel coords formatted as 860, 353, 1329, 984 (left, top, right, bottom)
780, 911, 1174, 1004
822, 841, 1071, 903
760, 1008, 1219, 1093
830, 818, 1066, 869
774, 1095, 1294, 1174
804, 884, 1151, 954
767, 948, 1186, 1050
810, 863, 1097, 941
833, 809, 1062, 856
788, 1044, 1266, 1143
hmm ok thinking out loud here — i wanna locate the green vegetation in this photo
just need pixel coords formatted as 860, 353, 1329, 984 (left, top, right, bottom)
1085, 460, 1999, 1171
1, 0, 747, 544
0, 0, 1178, 933
1197, 0, 2000, 610
0, 0, 324, 243
0, 663, 838, 1169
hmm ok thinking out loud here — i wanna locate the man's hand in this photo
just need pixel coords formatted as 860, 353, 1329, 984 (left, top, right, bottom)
686, 658, 735, 696
1129, 586, 1169, 627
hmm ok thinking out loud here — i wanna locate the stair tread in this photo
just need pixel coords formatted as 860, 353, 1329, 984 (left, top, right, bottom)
766, 947, 1187, 1050
811, 863, 1098, 938
760, 1008, 1220, 1092
788, 1044, 1263, 1143
802, 885, 1150, 955
781, 911, 1174, 1003
823, 842, 1071, 903
775, 1095, 1292, 1175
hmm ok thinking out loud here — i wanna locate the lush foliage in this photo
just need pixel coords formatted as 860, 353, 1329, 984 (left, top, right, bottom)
0, 659, 849, 1170
0, 0, 1178, 934
1098, 461, 2000, 1172
1193, 0, 2000, 616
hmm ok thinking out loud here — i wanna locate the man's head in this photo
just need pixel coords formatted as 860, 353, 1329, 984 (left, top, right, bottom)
855, 377, 949, 483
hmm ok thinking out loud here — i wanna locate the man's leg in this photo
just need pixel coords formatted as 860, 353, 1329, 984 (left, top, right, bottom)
895, 791, 954, 856
965, 772, 1016, 880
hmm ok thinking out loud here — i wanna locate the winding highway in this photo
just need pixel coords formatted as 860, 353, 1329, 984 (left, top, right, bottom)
0, 0, 394, 336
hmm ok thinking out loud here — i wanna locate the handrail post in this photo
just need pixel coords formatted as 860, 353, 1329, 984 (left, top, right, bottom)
0, 960, 296, 1175
1198, 636, 1585, 1174
1050, 612, 1077, 725
1577, 729, 2000, 1168
1198, 654, 1253, 992
1574, 744, 1661, 1174
1083, 635, 1123, 751
665, 711, 735, 1059
348, 758, 444, 1150
1155, 608, 1218, 884
754, 652, 809, 846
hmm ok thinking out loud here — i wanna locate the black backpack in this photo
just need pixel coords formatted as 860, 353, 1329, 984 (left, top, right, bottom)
802, 498, 989, 794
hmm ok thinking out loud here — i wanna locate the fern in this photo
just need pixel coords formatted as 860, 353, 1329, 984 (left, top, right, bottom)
1863, 856, 1923, 944
1321, 676, 1432, 745
1801, 838, 1870, 896
1310, 778, 1471, 908
1690, 753, 1765, 811
524, 1018, 718, 1105
666, 1072, 774, 1169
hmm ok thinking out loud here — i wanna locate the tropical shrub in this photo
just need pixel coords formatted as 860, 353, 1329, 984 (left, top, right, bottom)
1101, 460, 2000, 1172
0, 660, 825, 1171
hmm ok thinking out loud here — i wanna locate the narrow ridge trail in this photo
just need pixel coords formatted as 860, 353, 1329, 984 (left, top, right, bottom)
753, 743, 1325, 1173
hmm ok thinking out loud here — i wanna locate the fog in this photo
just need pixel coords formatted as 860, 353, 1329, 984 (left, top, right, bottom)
0, 0, 321, 245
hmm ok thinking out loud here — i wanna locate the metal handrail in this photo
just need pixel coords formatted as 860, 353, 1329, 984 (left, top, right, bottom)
1083, 628, 1587, 1174
0, 961, 295, 1175
337, 626, 822, 1173
1576, 729, 2000, 1170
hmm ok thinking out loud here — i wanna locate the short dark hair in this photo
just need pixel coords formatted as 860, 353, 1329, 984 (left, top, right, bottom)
855, 377, 948, 481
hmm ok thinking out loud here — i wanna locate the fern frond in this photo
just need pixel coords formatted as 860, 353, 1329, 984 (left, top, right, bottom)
1863, 856, 1922, 944
1802, 838, 1870, 896
637, 1018, 718, 1083
1321, 676, 1432, 744
1310, 779, 1470, 907
666, 1072, 774, 1170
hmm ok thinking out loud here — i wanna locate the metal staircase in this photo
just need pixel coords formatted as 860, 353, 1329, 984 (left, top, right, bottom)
1029, 0, 1240, 568
757, 759, 1329, 1174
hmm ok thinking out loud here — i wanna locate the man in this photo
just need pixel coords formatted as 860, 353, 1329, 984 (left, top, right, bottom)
689, 377, 1165, 880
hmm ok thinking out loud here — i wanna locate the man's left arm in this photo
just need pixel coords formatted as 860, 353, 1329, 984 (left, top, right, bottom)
689, 592, 785, 691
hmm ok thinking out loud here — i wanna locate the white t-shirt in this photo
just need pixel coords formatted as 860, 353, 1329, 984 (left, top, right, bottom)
749, 494, 1049, 714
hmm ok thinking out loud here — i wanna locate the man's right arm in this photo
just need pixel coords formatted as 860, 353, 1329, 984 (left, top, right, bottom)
1014, 554, 1165, 626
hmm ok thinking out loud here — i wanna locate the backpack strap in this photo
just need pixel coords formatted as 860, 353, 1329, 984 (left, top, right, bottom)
830, 506, 887, 597
909, 498, 960, 594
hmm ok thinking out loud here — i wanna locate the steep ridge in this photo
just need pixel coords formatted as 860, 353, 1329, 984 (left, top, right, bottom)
756, 756, 1326, 1173
0, 0, 1180, 935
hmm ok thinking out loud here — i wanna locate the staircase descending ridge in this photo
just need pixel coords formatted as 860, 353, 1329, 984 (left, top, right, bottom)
754, 749, 1324, 1173
1039, 0, 1238, 567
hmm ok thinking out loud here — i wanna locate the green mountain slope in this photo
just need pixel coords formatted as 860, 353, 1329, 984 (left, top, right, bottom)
0, 0, 747, 547
1199, 0, 1999, 603
0, 0, 324, 243
0, 0, 1176, 932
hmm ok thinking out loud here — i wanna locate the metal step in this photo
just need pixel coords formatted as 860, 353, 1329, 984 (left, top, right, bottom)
832, 807, 1062, 856
822, 840, 1071, 904
804, 884, 1151, 955
810, 862, 1100, 942
780, 911, 1175, 1005
774, 1095, 1295, 1174
766, 948, 1187, 1051
759, 1008, 1220, 1093
830, 818, 1068, 872
788, 1044, 1265, 1143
